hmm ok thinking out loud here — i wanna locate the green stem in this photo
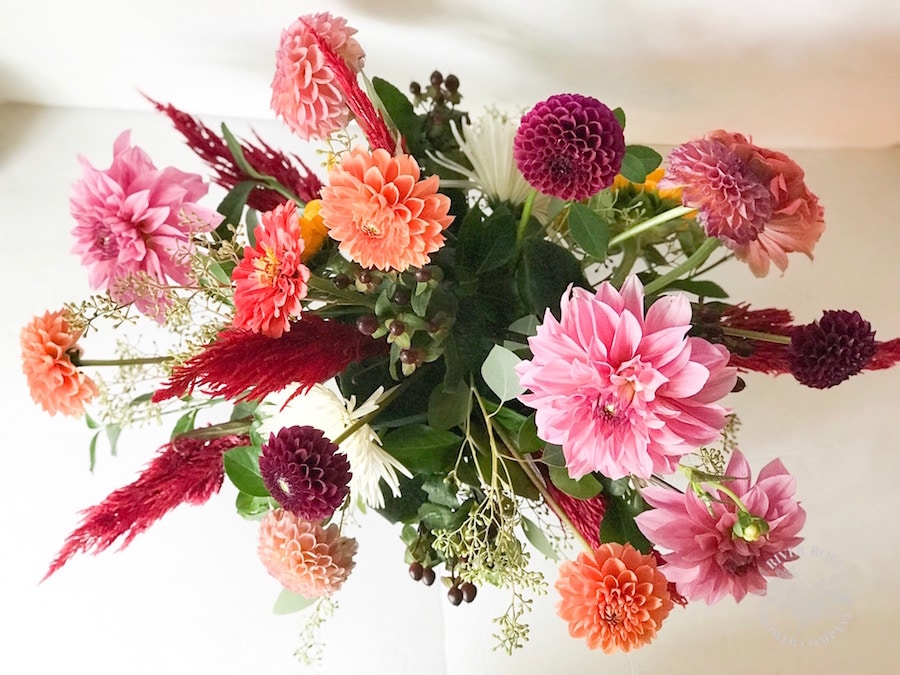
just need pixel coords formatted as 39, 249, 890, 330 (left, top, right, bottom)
643, 238, 721, 296
74, 356, 173, 367
607, 205, 694, 249
331, 375, 416, 446
177, 416, 255, 440
721, 327, 792, 345
610, 239, 639, 288
513, 189, 538, 259
306, 274, 377, 309
694, 252, 734, 277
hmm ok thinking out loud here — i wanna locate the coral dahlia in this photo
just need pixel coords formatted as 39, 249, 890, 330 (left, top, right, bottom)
231, 200, 310, 338
556, 542, 673, 653
636, 449, 806, 605
513, 93, 625, 201
320, 147, 454, 271
270, 12, 365, 141
258, 510, 357, 598
516, 275, 736, 480
20, 310, 99, 417
259, 425, 351, 521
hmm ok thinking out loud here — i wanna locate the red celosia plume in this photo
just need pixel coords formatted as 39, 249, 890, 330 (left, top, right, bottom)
43, 433, 249, 581
302, 20, 397, 154
146, 96, 323, 212
152, 315, 388, 405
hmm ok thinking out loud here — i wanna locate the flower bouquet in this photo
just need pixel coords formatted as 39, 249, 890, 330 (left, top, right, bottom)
21, 11, 900, 661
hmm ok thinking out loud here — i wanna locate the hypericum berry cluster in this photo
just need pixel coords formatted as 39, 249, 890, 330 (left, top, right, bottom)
409, 70, 461, 107
408, 562, 478, 606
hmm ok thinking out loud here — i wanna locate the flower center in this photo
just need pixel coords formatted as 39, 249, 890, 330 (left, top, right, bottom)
255, 247, 281, 286
94, 225, 118, 258
277, 476, 292, 496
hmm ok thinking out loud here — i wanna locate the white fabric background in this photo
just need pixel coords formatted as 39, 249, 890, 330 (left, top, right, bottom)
2, 2, 900, 673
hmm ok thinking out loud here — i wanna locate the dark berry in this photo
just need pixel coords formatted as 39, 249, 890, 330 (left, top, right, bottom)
399, 349, 418, 365
430, 70, 443, 86
444, 74, 459, 92
357, 269, 373, 285
357, 314, 379, 336
408, 562, 424, 581
332, 273, 350, 290
392, 288, 411, 305
460, 582, 477, 603
426, 319, 442, 334
731, 376, 746, 393
409, 81, 421, 95
389, 320, 406, 336
421, 567, 436, 586
414, 267, 432, 283
447, 585, 464, 606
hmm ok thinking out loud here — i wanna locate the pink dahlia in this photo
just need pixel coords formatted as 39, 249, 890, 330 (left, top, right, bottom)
662, 131, 824, 277
271, 12, 365, 141
556, 542, 673, 653
320, 147, 454, 271
516, 276, 736, 480
635, 450, 806, 605
513, 93, 625, 201
70, 131, 222, 320
232, 200, 310, 338
258, 510, 357, 598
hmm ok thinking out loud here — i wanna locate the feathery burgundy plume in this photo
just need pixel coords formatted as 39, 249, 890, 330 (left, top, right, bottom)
43, 433, 248, 581
302, 20, 396, 154
146, 96, 323, 211
720, 304, 795, 375
153, 315, 388, 405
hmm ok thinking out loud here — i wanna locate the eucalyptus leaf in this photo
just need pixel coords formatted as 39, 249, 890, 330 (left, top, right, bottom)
521, 516, 559, 561
223, 445, 269, 497
480, 345, 526, 403
567, 202, 610, 260
548, 465, 603, 499
540, 443, 567, 467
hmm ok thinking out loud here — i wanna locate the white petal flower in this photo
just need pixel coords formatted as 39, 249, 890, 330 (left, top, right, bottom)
261, 383, 410, 509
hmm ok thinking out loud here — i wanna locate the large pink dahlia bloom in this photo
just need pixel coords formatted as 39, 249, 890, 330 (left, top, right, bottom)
271, 12, 366, 141
636, 450, 806, 605
70, 131, 221, 320
516, 276, 736, 480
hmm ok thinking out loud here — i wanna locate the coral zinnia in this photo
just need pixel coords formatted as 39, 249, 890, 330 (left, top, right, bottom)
320, 147, 454, 271
270, 12, 365, 141
258, 510, 357, 598
636, 450, 806, 605
232, 200, 310, 338
259, 425, 351, 521
70, 131, 222, 320
663, 131, 824, 277
556, 542, 673, 653
20, 310, 99, 417
513, 93, 625, 201
516, 276, 736, 480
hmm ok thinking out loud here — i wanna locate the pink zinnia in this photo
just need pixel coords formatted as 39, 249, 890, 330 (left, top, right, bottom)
320, 147, 454, 271
232, 200, 310, 338
516, 276, 736, 480
70, 131, 222, 320
258, 510, 357, 598
662, 131, 824, 277
635, 450, 806, 605
271, 12, 366, 141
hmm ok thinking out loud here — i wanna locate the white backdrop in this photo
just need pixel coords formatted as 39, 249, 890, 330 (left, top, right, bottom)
2, 2, 900, 673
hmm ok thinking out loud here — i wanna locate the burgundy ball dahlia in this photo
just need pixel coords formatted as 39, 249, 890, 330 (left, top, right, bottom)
259, 425, 351, 520
513, 93, 625, 201
788, 310, 877, 388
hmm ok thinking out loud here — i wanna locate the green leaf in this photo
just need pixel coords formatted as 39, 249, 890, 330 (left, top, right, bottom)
381, 424, 462, 474
129, 393, 154, 406
516, 414, 544, 455
480, 345, 526, 403
216, 180, 256, 228
427, 378, 470, 431
170, 409, 198, 439
567, 202, 610, 260
221, 124, 265, 181
235, 492, 276, 520
521, 515, 560, 561
666, 279, 729, 299
548, 466, 603, 499
223, 445, 269, 497
371, 77, 421, 150
540, 443, 567, 468
105, 423, 121, 456
599, 496, 653, 554
612, 107, 626, 129
377, 474, 429, 524
422, 476, 461, 509
417, 501, 470, 531
518, 238, 587, 318
619, 153, 649, 183
88, 431, 99, 472
626, 144, 662, 174
273, 589, 317, 615
85, 413, 99, 430
230, 400, 259, 422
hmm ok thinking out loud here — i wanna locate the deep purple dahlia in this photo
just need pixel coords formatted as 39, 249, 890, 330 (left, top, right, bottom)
788, 310, 877, 388
259, 425, 351, 520
513, 93, 625, 201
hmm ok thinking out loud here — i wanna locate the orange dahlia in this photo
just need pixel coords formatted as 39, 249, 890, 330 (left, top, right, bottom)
320, 147, 454, 271
20, 310, 99, 417
556, 542, 673, 653
258, 509, 357, 598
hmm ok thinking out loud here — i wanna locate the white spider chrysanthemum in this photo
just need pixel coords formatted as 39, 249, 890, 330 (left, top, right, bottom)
260, 383, 410, 509
430, 109, 547, 210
